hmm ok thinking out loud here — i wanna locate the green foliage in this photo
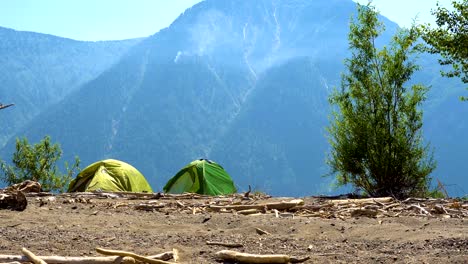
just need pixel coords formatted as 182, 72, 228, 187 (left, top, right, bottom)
427, 189, 446, 199
0, 136, 80, 192
327, 3, 436, 198
421, 0, 468, 100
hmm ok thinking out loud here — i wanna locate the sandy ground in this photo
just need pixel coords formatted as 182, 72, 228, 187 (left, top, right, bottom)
0, 194, 467, 264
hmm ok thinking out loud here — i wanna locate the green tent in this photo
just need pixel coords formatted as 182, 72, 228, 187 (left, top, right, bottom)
163, 159, 236, 195
68, 159, 153, 193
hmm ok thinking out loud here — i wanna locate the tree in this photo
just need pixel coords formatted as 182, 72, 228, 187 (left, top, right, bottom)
422, 0, 467, 100
326, 3, 436, 198
0, 136, 80, 192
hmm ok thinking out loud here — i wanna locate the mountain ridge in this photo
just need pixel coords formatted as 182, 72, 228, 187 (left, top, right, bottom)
1, 0, 467, 196
0, 26, 142, 147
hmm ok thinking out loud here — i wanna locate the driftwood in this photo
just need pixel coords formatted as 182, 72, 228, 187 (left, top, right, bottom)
209, 199, 304, 212
215, 250, 310, 264
0, 252, 174, 264
21, 248, 47, 264
95, 248, 174, 264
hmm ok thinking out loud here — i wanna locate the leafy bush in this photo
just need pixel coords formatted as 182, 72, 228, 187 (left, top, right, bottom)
0, 136, 80, 192
327, 3, 436, 198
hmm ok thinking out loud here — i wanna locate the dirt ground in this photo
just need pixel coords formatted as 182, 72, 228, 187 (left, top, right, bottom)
0, 194, 466, 264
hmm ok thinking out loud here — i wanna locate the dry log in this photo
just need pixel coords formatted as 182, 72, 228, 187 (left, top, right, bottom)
0, 252, 174, 264
206, 241, 243, 248
215, 250, 309, 263
210, 199, 304, 212
21, 248, 47, 264
95, 248, 173, 264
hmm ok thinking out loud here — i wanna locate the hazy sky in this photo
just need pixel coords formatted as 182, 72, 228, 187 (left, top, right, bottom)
0, 0, 453, 41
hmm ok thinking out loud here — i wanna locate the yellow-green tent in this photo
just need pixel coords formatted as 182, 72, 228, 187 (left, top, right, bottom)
68, 159, 153, 193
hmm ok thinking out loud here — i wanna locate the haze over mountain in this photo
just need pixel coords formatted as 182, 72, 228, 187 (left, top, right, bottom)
0, 26, 141, 147
1, 0, 467, 196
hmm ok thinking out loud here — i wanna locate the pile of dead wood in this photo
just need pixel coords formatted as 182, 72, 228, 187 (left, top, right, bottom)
19, 188, 468, 219
0, 247, 310, 264
129, 194, 467, 219
293, 197, 468, 219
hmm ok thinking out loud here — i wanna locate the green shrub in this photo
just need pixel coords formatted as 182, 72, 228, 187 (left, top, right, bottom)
0, 136, 80, 192
327, 3, 436, 198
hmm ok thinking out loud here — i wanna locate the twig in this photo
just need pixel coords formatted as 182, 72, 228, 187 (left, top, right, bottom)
255, 227, 271, 235
215, 250, 309, 263
206, 241, 243, 248
244, 185, 251, 199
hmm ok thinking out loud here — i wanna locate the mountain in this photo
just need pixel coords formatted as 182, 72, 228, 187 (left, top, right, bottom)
0, 26, 141, 147
2, 0, 467, 196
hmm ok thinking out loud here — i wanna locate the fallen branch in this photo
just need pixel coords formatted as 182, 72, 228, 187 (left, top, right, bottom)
210, 199, 304, 212
215, 250, 310, 263
408, 204, 431, 216
22, 248, 47, 264
206, 241, 243, 248
95, 248, 174, 264
0, 252, 174, 264
330, 197, 393, 205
